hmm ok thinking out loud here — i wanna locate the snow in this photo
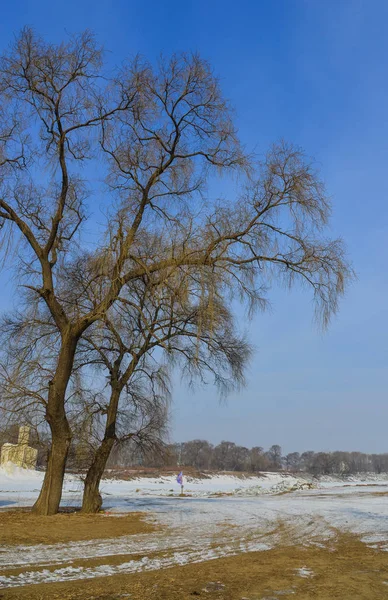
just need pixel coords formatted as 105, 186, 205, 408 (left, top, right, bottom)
99, 471, 312, 498
0, 463, 44, 490
0, 539, 272, 588
0, 463, 83, 508
0, 467, 314, 508
2, 465, 388, 507
2, 467, 388, 588
296, 567, 314, 578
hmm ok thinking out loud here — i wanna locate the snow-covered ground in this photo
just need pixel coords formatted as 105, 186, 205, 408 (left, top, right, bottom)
3, 463, 387, 507
1, 465, 388, 588
0, 465, 316, 508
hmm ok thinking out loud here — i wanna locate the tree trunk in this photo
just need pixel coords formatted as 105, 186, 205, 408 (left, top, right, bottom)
32, 335, 77, 515
32, 420, 72, 515
81, 387, 121, 514
81, 436, 116, 513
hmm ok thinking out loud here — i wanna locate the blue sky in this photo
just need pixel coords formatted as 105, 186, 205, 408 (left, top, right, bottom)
1, 0, 387, 453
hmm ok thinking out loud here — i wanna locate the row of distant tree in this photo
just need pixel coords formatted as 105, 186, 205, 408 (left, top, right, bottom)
2, 421, 387, 476
109, 439, 388, 475
2, 422, 388, 475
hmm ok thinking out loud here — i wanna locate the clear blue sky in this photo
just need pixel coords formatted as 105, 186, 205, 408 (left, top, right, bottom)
1, 0, 387, 454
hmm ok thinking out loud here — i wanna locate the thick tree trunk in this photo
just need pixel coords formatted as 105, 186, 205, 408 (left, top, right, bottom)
81, 387, 121, 514
32, 419, 72, 515
32, 335, 77, 515
81, 437, 116, 513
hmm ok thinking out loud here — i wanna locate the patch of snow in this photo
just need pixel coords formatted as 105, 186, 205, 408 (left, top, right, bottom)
296, 566, 314, 578
0, 465, 83, 508
235, 478, 315, 496
0, 538, 271, 588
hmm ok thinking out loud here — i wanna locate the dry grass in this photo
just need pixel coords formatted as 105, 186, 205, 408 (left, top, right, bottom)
1, 532, 388, 599
0, 510, 157, 545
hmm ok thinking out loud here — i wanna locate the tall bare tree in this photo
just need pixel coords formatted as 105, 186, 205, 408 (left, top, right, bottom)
71, 260, 250, 512
0, 28, 352, 514
0, 265, 250, 513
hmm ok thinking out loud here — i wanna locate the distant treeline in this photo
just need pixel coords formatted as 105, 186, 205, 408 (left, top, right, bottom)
109, 439, 388, 475
2, 423, 387, 475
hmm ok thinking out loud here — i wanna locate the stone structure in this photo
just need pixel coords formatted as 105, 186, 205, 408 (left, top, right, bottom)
0, 426, 38, 470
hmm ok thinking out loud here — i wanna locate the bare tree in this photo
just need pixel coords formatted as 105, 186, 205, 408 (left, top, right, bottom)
285, 452, 301, 472
181, 440, 214, 470
75, 266, 250, 512
0, 256, 251, 512
0, 28, 352, 514
266, 444, 283, 470
0, 302, 168, 477
250, 446, 270, 472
